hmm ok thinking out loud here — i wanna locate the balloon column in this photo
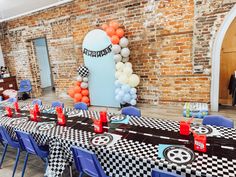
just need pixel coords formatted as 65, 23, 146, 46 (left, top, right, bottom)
102, 21, 140, 106
67, 65, 90, 106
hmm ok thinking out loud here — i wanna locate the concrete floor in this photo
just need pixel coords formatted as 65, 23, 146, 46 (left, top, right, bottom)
0, 88, 236, 177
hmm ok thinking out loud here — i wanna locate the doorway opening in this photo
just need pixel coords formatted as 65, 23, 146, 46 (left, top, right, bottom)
33, 38, 54, 95
219, 18, 236, 108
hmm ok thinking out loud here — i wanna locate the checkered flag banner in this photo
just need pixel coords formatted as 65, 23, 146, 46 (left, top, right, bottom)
77, 65, 89, 77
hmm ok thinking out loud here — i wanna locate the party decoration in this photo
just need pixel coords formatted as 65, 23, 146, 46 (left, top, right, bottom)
67, 65, 91, 106
101, 21, 140, 106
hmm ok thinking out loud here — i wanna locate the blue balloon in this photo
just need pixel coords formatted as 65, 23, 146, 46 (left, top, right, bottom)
123, 94, 131, 102
130, 99, 137, 105
121, 84, 131, 93
115, 95, 122, 102
115, 80, 121, 87
131, 93, 137, 99
118, 90, 125, 97
130, 88, 137, 94
115, 88, 120, 95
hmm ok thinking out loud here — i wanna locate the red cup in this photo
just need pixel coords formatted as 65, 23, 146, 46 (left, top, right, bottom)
14, 102, 20, 113
56, 107, 63, 114
179, 121, 190, 135
57, 113, 66, 126
6, 107, 13, 117
34, 104, 39, 113
100, 111, 107, 123
93, 119, 103, 133
194, 134, 207, 152
30, 109, 37, 121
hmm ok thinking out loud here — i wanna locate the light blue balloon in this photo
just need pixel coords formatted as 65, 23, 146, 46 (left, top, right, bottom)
123, 94, 131, 102
130, 99, 137, 105
115, 88, 120, 95
115, 80, 121, 87
130, 88, 137, 94
115, 95, 122, 102
121, 84, 131, 93
118, 90, 125, 97
131, 93, 137, 99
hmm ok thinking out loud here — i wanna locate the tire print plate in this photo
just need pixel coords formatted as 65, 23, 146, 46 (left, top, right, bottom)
191, 125, 213, 135
36, 122, 55, 131
90, 134, 113, 146
110, 115, 125, 122
8, 117, 28, 125
163, 146, 195, 165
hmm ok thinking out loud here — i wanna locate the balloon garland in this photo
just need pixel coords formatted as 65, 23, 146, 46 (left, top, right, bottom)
101, 21, 140, 106
67, 65, 90, 105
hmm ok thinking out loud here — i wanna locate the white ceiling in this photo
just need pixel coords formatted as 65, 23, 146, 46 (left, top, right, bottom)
0, 0, 71, 21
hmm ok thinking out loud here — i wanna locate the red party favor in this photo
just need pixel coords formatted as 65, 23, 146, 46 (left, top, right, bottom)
14, 102, 20, 113
100, 111, 107, 123
34, 104, 39, 113
194, 133, 207, 153
30, 109, 37, 121
57, 113, 66, 126
93, 119, 103, 133
56, 106, 63, 114
179, 121, 190, 135
6, 107, 13, 117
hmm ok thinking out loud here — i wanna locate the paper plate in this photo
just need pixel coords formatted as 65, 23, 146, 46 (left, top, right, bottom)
191, 125, 213, 135
90, 134, 113, 146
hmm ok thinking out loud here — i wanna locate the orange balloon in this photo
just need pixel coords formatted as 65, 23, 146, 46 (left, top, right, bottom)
101, 24, 108, 30
116, 28, 124, 38
109, 21, 119, 30
68, 88, 75, 98
74, 86, 81, 94
81, 89, 89, 96
74, 93, 82, 102
111, 35, 120, 44
81, 96, 89, 103
76, 81, 81, 87
106, 27, 115, 37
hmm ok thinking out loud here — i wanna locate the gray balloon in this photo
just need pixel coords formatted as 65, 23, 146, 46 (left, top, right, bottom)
122, 57, 129, 62
81, 82, 88, 89
76, 75, 82, 82
114, 54, 122, 63
112, 45, 121, 54
83, 77, 89, 82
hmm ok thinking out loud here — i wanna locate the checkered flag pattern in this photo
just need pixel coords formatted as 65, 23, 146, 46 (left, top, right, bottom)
77, 65, 89, 77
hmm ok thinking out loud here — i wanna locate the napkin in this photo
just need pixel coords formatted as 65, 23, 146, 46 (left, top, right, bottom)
111, 115, 130, 124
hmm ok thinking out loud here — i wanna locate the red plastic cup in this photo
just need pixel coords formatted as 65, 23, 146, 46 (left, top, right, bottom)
179, 121, 190, 135
57, 113, 66, 126
34, 104, 39, 113
6, 107, 13, 117
30, 109, 37, 121
93, 119, 103, 133
194, 134, 207, 152
100, 111, 107, 123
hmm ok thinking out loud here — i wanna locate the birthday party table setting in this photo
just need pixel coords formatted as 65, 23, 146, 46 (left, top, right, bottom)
0, 102, 236, 177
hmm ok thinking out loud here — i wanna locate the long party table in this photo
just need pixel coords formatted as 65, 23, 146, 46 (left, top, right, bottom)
0, 102, 236, 177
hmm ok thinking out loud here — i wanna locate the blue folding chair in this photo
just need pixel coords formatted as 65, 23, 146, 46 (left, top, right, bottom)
15, 130, 49, 177
71, 146, 108, 177
32, 99, 42, 106
0, 126, 21, 177
51, 101, 64, 108
7, 97, 17, 103
203, 115, 234, 128
121, 106, 141, 117
18, 80, 32, 97
152, 168, 181, 177
74, 102, 88, 110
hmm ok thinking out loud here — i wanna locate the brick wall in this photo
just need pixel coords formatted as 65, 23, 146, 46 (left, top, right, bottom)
0, 0, 235, 106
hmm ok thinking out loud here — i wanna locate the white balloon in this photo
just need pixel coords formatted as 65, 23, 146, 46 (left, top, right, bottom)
82, 77, 89, 82
123, 67, 133, 76
128, 74, 140, 87
114, 54, 122, 63
124, 62, 132, 68
118, 74, 129, 84
76, 75, 82, 82
112, 44, 121, 54
115, 71, 122, 79
119, 37, 129, 47
130, 99, 137, 105
80, 82, 88, 89
122, 57, 129, 62
121, 48, 130, 58
116, 62, 124, 71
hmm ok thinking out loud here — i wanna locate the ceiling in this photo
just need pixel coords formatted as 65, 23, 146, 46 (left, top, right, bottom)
0, 0, 71, 21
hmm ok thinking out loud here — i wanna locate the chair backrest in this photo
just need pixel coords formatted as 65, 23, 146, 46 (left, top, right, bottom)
7, 97, 17, 103
121, 106, 141, 117
0, 126, 18, 147
152, 169, 181, 177
32, 99, 42, 106
19, 80, 32, 90
203, 115, 234, 128
15, 130, 41, 155
74, 102, 88, 110
71, 146, 107, 177
51, 101, 64, 108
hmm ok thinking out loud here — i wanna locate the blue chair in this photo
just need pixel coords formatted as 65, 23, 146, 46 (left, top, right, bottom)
152, 168, 181, 177
71, 146, 108, 177
32, 99, 42, 106
51, 101, 64, 108
15, 130, 49, 177
18, 80, 32, 97
0, 126, 21, 177
121, 106, 141, 117
7, 97, 17, 103
74, 102, 88, 110
203, 115, 234, 128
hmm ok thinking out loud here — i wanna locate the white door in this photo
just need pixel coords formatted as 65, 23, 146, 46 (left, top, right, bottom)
34, 38, 52, 88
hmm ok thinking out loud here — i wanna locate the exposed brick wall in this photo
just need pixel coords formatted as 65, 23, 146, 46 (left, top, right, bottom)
0, 0, 235, 106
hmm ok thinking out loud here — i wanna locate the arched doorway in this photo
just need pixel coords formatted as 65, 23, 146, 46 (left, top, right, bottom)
211, 4, 236, 111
